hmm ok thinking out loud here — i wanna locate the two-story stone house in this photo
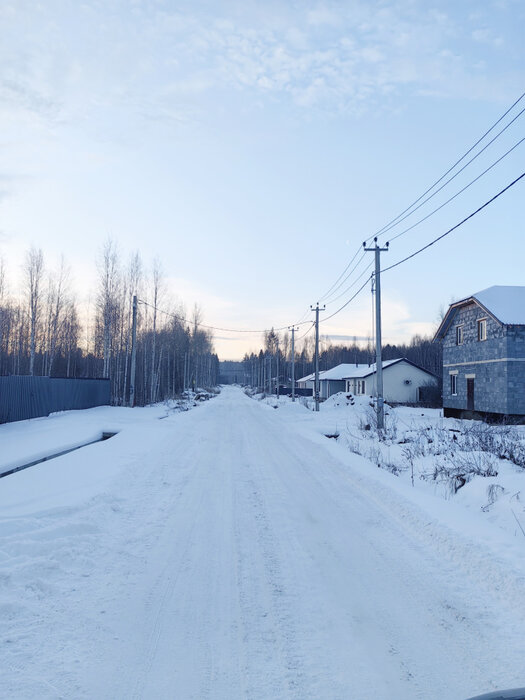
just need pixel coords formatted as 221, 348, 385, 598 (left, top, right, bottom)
434, 286, 525, 419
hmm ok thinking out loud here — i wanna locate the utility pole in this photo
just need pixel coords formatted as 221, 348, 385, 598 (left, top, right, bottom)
310, 303, 325, 412
289, 326, 299, 402
129, 295, 138, 408
276, 341, 279, 400
363, 237, 389, 431
267, 354, 272, 394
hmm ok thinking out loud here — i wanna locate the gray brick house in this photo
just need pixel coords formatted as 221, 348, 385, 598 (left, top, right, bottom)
434, 286, 525, 419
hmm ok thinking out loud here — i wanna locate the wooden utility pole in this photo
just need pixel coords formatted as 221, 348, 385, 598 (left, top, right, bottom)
310, 304, 325, 412
129, 295, 138, 408
363, 238, 389, 431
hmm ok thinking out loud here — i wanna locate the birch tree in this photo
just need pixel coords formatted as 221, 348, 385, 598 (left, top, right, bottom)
24, 247, 44, 376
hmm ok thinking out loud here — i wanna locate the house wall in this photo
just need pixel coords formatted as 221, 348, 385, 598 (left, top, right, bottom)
504, 326, 525, 415
382, 361, 437, 403
442, 302, 509, 414
297, 380, 314, 389
345, 378, 368, 395
320, 379, 346, 399
344, 362, 436, 402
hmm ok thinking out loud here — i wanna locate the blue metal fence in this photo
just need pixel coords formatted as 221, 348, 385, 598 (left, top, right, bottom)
0, 376, 111, 424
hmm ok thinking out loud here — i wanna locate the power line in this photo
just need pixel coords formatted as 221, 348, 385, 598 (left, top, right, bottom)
320, 250, 368, 303
318, 249, 363, 302
368, 91, 525, 241
297, 322, 315, 340
382, 171, 525, 275
315, 91, 525, 308
323, 275, 374, 323
323, 260, 374, 306
138, 299, 311, 335
377, 115, 525, 242
387, 136, 525, 243
320, 171, 524, 325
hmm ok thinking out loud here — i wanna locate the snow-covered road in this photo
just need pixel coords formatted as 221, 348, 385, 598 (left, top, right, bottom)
2, 386, 524, 699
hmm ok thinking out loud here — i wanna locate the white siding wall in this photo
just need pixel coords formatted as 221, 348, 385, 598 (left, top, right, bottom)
345, 362, 437, 402
382, 361, 437, 403
345, 378, 368, 395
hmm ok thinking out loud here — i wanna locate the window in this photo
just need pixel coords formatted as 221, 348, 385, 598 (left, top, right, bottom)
455, 325, 463, 345
477, 318, 487, 341
356, 380, 365, 395
450, 374, 458, 396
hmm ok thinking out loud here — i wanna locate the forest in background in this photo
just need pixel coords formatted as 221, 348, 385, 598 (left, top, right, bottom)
242, 328, 442, 392
1, 240, 442, 405
0, 241, 219, 405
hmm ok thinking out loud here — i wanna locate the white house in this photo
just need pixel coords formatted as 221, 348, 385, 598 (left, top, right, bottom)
296, 371, 320, 390
298, 359, 437, 403
317, 364, 360, 399
342, 358, 438, 404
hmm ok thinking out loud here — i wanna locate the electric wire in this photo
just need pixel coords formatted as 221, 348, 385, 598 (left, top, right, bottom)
323, 260, 374, 306
316, 91, 525, 309
386, 136, 525, 243
320, 171, 524, 326
381, 171, 525, 275
322, 275, 374, 324
377, 122, 525, 243
320, 250, 368, 303
368, 91, 525, 241
297, 322, 315, 340
318, 248, 363, 302
137, 299, 311, 334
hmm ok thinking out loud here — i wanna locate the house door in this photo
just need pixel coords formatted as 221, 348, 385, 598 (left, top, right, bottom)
467, 378, 475, 410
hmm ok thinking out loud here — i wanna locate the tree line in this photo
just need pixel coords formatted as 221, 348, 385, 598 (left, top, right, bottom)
0, 241, 219, 405
242, 328, 442, 391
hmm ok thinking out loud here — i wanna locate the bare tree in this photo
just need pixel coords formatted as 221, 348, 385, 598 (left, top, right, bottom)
96, 239, 120, 379
150, 257, 164, 403
24, 247, 44, 376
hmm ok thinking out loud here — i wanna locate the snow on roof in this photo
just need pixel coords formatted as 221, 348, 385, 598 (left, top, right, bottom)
299, 359, 430, 383
313, 360, 405, 381
340, 359, 402, 379
317, 364, 367, 381
472, 286, 525, 325
296, 371, 324, 383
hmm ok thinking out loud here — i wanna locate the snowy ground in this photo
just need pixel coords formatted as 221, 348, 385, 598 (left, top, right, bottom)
1, 386, 525, 699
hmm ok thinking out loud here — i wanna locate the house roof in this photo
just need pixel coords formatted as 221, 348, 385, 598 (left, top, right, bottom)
472, 286, 525, 324
296, 371, 323, 383
298, 358, 437, 383
434, 285, 525, 340
316, 364, 368, 381
341, 358, 405, 379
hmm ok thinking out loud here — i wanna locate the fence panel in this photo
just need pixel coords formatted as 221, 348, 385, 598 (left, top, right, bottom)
0, 376, 111, 424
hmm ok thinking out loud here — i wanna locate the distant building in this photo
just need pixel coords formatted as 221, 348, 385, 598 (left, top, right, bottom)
218, 361, 246, 384
298, 360, 437, 403
434, 285, 525, 419
296, 372, 316, 390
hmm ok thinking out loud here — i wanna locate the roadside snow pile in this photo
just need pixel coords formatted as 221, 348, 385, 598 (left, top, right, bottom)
250, 390, 525, 543
0, 392, 215, 478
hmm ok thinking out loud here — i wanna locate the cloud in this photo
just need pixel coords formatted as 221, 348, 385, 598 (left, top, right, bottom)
0, 0, 519, 134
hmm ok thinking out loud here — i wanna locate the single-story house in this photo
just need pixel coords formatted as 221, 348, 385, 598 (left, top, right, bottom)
317, 364, 364, 400
341, 358, 438, 404
434, 285, 525, 419
296, 371, 317, 390
307, 359, 437, 403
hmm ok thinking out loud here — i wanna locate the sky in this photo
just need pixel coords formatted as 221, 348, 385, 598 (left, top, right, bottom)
0, 0, 524, 360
